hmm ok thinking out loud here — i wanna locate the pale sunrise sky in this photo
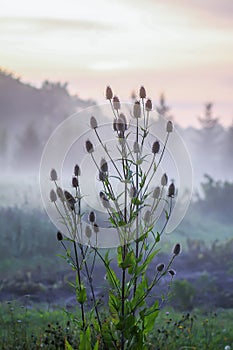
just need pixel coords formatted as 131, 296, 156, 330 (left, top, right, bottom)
1, 0, 233, 127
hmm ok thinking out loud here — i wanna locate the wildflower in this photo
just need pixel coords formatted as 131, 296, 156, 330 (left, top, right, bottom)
139, 86, 146, 99
74, 164, 81, 176
173, 243, 181, 256
145, 99, 152, 111
85, 226, 92, 239
152, 186, 160, 199
85, 140, 94, 153
133, 101, 141, 118
90, 116, 98, 129
57, 187, 65, 202
168, 182, 175, 197
64, 190, 76, 211
72, 177, 78, 188
89, 211, 95, 223
50, 169, 57, 181
113, 96, 120, 110
167, 120, 173, 133
152, 141, 160, 154
50, 189, 57, 202
168, 269, 176, 277
133, 141, 140, 153
106, 86, 113, 100
161, 173, 168, 186
156, 263, 165, 272
100, 158, 108, 173
57, 231, 63, 241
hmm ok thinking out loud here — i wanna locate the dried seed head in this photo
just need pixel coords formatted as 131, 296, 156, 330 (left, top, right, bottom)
119, 113, 128, 130
72, 177, 78, 188
50, 169, 57, 181
100, 158, 108, 173
57, 231, 63, 241
50, 189, 57, 202
89, 211, 95, 223
144, 210, 151, 224
74, 164, 81, 176
116, 118, 126, 132
145, 99, 152, 111
168, 182, 175, 197
106, 86, 113, 100
113, 119, 117, 131
64, 190, 76, 210
133, 141, 140, 153
90, 116, 98, 129
99, 171, 107, 182
85, 140, 94, 153
93, 223, 99, 233
85, 225, 92, 239
156, 263, 165, 272
113, 95, 120, 110
57, 187, 65, 201
99, 191, 105, 199
152, 186, 160, 199
133, 101, 141, 118
99, 193, 110, 208
161, 173, 168, 186
168, 269, 176, 277
129, 185, 137, 198
167, 120, 173, 133
139, 86, 146, 99
152, 141, 160, 154
173, 243, 181, 256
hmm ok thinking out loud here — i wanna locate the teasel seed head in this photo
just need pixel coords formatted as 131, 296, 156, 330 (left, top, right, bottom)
57, 231, 63, 241
133, 141, 140, 153
152, 141, 160, 154
139, 86, 146, 99
156, 263, 165, 272
85, 140, 94, 153
50, 189, 57, 202
100, 158, 108, 173
116, 117, 126, 132
50, 169, 57, 181
113, 95, 120, 110
99, 192, 110, 208
168, 182, 175, 197
90, 116, 98, 129
72, 177, 78, 188
74, 164, 81, 176
57, 187, 65, 202
145, 98, 152, 111
64, 190, 76, 211
161, 173, 168, 186
167, 120, 173, 133
99, 191, 105, 199
119, 113, 128, 130
168, 269, 176, 277
133, 100, 141, 118
93, 223, 99, 233
89, 211, 95, 223
106, 86, 113, 100
85, 225, 92, 239
99, 171, 107, 182
152, 186, 160, 199
144, 210, 151, 224
173, 243, 181, 256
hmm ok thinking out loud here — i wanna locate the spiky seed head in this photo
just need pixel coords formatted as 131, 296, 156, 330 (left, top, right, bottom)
119, 113, 128, 130
168, 269, 176, 277
64, 190, 76, 210
167, 120, 173, 133
89, 211, 95, 223
168, 182, 175, 197
74, 164, 81, 176
133, 141, 140, 153
152, 186, 160, 199
139, 86, 146, 99
93, 223, 99, 233
106, 86, 113, 100
173, 243, 181, 256
100, 158, 108, 173
85, 140, 94, 153
72, 177, 78, 188
57, 231, 63, 241
50, 189, 57, 202
50, 169, 57, 181
152, 141, 160, 154
85, 226, 92, 239
99, 191, 105, 199
161, 173, 168, 186
116, 118, 126, 132
156, 263, 165, 272
145, 98, 152, 111
99, 171, 107, 182
113, 95, 120, 110
90, 116, 98, 129
133, 101, 141, 118
57, 187, 64, 201
144, 210, 151, 224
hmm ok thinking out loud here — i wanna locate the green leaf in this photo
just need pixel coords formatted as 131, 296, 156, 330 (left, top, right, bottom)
79, 327, 91, 350
65, 339, 74, 350
76, 283, 87, 304
119, 250, 136, 270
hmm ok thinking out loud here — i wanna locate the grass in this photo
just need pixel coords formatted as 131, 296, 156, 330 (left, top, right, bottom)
0, 302, 232, 349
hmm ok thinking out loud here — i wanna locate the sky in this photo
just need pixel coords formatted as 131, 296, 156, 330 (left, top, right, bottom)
1, 0, 233, 127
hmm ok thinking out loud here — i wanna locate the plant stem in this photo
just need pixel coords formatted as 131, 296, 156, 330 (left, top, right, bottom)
73, 241, 85, 329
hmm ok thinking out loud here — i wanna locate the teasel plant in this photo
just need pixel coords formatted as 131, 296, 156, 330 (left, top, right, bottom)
49, 86, 181, 350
